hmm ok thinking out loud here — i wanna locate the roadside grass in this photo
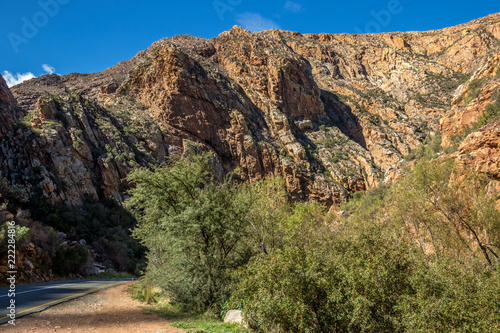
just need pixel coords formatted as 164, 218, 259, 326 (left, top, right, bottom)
127, 282, 250, 333
148, 303, 250, 333
127, 282, 163, 304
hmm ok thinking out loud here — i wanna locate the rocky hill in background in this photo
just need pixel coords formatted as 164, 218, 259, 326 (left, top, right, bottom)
2, 13, 500, 212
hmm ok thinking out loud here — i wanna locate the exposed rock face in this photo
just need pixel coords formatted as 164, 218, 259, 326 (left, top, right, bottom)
457, 120, 500, 177
441, 51, 500, 147
1, 92, 167, 206
455, 120, 500, 206
454, 120, 500, 208
224, 310, 247, 326
0, 75, 20, 140
0, 13, 499, 207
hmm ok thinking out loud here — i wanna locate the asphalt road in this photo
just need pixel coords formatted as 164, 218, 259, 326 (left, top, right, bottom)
0, 278, 132, 325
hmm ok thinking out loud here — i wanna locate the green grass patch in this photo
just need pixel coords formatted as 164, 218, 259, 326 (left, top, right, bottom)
153, 304, 249, 333
127, 282, 162, 304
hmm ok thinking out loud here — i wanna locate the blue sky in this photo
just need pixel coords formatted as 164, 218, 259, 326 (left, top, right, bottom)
1, 0, 499, 87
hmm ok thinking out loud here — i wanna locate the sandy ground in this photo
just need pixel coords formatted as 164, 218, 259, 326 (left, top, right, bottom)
0, 282, 185, 333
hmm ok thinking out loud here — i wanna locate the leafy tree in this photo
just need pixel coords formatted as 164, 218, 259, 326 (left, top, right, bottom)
243, 177, 289, 255
127, 154, 252, 312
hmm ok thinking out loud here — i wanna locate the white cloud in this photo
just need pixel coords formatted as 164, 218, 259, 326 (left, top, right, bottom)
2, 70, 36, 87
236, 13, 280, 32
284, 1, 303, 13
42, 64, 56, 74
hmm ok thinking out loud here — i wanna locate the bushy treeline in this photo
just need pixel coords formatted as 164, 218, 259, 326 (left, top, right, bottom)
29, 196, 146, 274
127, 153, 500, 332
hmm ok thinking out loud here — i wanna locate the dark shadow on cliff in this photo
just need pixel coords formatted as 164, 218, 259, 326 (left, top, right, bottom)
300, 58, 367, 150
320, 90, 367, 150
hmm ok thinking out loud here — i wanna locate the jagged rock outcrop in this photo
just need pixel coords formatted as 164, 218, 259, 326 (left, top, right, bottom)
0, 13, 499, 207
453, 120, 500, 208
441, 51, 500, 147
456, 120, 500, 177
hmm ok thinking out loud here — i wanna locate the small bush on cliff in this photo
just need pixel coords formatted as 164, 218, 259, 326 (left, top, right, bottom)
404, 133, 442, 161
0, 177, 28, 206
0, 222, 30, 257
478, 90, 500, 127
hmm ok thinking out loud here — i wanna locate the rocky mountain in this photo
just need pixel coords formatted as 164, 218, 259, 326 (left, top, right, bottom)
1, 13, 499, 210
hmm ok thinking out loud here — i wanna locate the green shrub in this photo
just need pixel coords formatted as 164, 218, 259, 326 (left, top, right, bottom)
404, 132, 442, 161
396, 260, 500, 332
230, 224, 416, 332
0, 177, 29, 205
53, 245, 88, 275
478, 90, 500, 127
0, 222, 30, 257
19, 114, 32, 128
457, 77, 487, 105
127, 153, 253, 313
230, 158, 500, 332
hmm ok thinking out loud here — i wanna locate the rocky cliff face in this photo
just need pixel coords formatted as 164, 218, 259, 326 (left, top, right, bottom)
0, 75, 20, 140
441, 50, 500, 147
1, 13, 499, 208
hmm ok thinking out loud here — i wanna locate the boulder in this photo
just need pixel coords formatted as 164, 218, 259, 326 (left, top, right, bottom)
224, 310, 246, 326
23, 259, 35, 270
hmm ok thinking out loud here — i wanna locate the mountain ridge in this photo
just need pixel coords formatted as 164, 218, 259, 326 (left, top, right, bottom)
1, 12, 499, 209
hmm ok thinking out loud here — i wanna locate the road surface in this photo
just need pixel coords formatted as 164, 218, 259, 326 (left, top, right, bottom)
0, 278, 131, 325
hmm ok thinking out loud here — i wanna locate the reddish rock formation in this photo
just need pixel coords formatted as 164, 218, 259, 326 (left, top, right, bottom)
0, 13, 499, 207
441, 51, 500, 147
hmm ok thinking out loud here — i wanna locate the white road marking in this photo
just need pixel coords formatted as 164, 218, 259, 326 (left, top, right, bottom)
0, 281, 105, 298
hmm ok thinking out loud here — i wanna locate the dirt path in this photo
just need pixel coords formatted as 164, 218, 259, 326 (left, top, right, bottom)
0, 282, 185, 333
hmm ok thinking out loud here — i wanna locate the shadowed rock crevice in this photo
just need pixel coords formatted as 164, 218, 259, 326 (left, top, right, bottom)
320, 89, 367, 149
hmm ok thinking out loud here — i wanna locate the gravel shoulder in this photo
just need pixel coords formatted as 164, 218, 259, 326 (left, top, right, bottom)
0, 281, 185, 333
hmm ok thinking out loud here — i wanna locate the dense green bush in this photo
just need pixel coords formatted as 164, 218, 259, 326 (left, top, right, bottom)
230, 221, 417, 332
228, 158, 500, 332
396, 259, 500, 332
53, 245, 88, 275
